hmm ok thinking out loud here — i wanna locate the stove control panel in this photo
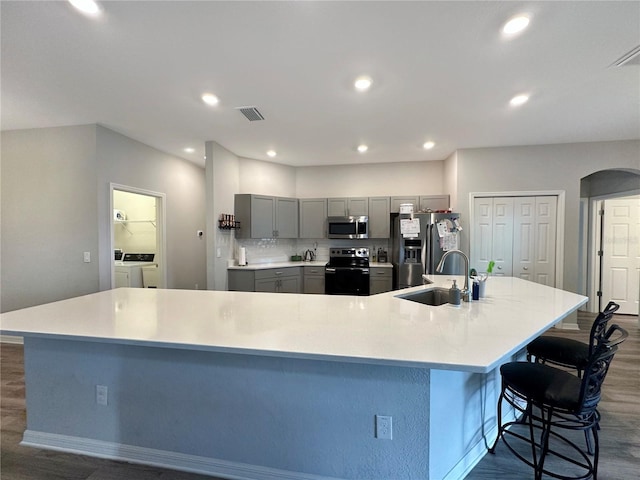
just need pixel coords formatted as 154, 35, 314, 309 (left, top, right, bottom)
329, 248, 369, 259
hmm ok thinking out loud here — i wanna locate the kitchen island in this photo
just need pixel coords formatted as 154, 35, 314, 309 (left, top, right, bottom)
0, 277, 587, 480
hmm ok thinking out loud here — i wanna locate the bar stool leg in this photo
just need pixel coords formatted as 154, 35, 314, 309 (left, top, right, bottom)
535, 407, 554, 480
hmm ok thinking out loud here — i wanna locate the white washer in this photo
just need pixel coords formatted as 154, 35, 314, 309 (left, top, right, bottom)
114, 254, 156, 288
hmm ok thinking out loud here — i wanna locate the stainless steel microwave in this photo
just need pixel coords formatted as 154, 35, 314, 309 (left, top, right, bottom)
327, 216, 369, 239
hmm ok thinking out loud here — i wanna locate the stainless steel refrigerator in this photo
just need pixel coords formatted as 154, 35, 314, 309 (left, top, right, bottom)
391, 212, 463, 289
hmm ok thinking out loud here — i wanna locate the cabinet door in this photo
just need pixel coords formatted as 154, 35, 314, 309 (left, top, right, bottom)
304, 275, 325, 294
419, 195, 450, 212
348, 197, 369, 216
328, 198, 348, 216
327, 197, 368, 216
368, 197, 390, 238
299, 198, 327, 239
533, 196, 557, 286
370, 268, 392, 294
390, 196, 419, 213
279, 276, 301, 293
255, 278, 278, 293
252, 195, 276, 238
275, 197, 299, 238
228, 270, 256, 291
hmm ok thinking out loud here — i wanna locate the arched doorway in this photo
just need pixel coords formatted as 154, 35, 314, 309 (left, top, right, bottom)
580, 169, 640, 314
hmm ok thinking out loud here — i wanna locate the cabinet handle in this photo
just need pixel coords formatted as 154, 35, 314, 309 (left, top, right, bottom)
275, 271, 283, 275
523, 267, 528, 270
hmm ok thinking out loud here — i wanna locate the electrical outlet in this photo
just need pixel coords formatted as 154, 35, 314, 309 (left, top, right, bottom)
96, 385, 108, 406
376, 415, 392, 440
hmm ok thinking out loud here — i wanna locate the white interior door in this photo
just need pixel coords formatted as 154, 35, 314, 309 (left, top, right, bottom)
472, 197, 494, 274
601, 196, 640, 315
513, 197, 535, 282
512, 197, 557, 286
491, 198, 514, 276
533, 196, 557, 286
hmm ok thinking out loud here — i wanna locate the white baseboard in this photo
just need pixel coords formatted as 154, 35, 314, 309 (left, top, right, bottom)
1, 335, 24, 344
21, 430, 341, 480
442, 425, 498, 480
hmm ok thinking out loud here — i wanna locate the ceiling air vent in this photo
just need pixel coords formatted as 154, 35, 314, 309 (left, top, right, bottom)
236, 106, 265, 122
611, 44, 640, 67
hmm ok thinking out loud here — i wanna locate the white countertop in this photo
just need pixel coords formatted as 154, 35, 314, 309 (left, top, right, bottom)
227, 261, 393, 270
0, 277, 586, 373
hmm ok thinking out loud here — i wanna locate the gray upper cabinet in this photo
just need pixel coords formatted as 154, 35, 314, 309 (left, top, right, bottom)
419, 195, 450, 212
390, 196, 420, 213
235, 194, 299, 239
391, 195, 451, 213
299, 198, 327, 239
275, 197, 299, 238
368, 197, 391, 238
328, 197, 368, 216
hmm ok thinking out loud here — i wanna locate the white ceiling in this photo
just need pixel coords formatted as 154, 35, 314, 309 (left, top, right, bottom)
1, 1, 639, 168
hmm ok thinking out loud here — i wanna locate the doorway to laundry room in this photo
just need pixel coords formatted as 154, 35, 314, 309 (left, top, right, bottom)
110, 184, 166, 289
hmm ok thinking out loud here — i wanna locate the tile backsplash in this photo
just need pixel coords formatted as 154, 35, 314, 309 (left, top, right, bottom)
234, 238, 389, 265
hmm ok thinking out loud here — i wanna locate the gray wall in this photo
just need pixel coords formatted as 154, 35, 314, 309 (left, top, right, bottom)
96, 126, 206, 292
1, 126, 99, 312
206, 141, 240, 291
1, 125, 207, 312
452, 140, 640, 296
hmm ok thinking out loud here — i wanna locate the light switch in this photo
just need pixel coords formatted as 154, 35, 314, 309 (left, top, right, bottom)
83, 252, 91, 263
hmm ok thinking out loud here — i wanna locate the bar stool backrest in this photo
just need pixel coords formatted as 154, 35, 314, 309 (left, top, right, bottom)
587, 301, 620, 357
579, 324, 628, 413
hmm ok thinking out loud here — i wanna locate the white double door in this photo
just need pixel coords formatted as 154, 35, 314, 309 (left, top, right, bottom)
473, 196, 558, 286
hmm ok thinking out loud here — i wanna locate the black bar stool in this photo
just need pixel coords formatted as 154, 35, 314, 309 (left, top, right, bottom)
526, 301, 620, 454
526, 302, 620, 377
489, 325, 628, 480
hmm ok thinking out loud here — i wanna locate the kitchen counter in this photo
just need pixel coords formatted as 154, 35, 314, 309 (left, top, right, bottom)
227, 260, 392, 270
0, 279, 587, 480
1, 277, 585, 372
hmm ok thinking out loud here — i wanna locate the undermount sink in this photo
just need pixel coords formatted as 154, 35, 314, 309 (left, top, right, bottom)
395, 287, 450, 306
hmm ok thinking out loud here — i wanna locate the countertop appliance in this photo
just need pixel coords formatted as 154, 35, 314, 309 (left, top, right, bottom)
327, 216, 368, 240
325, 247, 370, 296
391, 212, 462, 289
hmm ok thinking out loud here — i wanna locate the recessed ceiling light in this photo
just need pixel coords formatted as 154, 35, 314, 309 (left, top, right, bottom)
354, 76, 372, 92
184, 147, 195, 153
357, 144, 368, 153
201, 93, 219, 106
68, 0, 101, 16
502, 15, 530, 36
510, 94, 529, 106
423, 141, 435, 150
266, 150, 277, 158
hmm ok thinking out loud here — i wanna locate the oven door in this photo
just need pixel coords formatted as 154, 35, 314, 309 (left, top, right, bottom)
325, 267, 370, 296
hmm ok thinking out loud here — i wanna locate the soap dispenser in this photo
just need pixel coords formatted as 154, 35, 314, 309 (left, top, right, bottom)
449, 279, 461, 306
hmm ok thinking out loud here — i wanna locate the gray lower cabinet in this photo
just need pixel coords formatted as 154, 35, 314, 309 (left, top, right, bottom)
370, 266, 392, 295
303, 266, 325, 294
228, 267, 302, 293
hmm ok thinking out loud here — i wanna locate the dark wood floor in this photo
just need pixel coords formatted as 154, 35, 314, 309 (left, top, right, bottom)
1, 312, 638, 480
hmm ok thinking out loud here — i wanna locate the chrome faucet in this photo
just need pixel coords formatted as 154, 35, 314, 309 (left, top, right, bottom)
436, 249, 471, 301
